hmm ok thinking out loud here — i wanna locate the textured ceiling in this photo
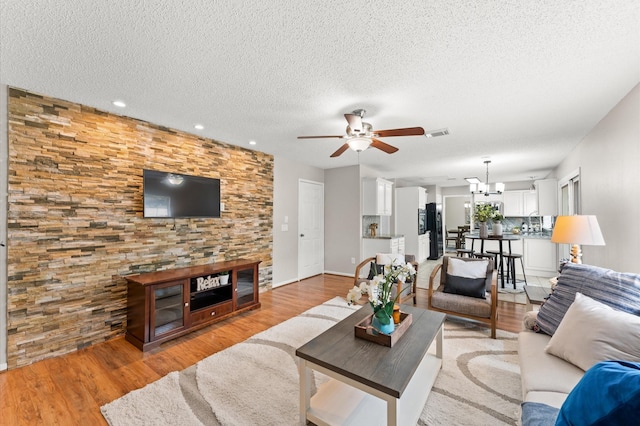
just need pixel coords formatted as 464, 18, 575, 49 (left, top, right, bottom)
1, 0, 639, 187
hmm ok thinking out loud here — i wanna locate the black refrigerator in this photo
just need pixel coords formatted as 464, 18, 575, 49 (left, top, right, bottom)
426, 203, 443, 260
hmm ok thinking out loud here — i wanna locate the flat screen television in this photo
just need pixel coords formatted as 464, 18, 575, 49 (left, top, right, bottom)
143, 169, 221, 218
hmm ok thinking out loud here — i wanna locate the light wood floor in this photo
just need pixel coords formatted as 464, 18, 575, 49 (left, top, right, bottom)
0, 273, 526, 425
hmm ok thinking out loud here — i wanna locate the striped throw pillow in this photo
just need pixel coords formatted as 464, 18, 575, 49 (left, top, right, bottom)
535, 263, 640, 336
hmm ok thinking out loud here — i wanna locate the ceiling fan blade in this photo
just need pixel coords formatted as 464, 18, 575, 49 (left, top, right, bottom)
330, 143, 350, 157
297, 135, 344, 139
373, 127, 425, 137
370, 138, 399, 154
344, 113, 363, 132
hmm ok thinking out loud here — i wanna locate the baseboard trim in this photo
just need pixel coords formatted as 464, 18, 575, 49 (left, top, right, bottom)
273, 272, 355, 289
0, 362, 7, 372
323, 271, 353, 278
272, 278, 299, 288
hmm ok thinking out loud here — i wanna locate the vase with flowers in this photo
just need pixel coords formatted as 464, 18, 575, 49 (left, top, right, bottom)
346, 259, 416, 335
491, 211, 504, 236
474, 203, 494, 238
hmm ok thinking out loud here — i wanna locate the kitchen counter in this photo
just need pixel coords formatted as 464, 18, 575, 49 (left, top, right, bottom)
362, 236, 405, 259
469, 232, 551, 239
512, 232, 552, 239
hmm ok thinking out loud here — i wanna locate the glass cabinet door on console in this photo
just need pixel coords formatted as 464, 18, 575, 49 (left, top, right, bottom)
150, 280, 188, 341
235, 266, 257, 308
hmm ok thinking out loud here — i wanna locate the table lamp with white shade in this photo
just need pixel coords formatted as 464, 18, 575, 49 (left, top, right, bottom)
551, 215, 605, 264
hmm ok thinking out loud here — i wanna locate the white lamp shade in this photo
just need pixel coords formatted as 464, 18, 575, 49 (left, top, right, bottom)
551, 215, 605, 246
495, 182, 505, 193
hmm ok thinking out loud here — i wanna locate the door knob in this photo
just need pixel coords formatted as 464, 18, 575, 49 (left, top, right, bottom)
300, 234, 305, 237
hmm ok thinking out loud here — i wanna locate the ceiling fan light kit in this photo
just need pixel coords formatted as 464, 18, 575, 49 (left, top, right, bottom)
347, 137, 371, 152
298, 109, 445, 157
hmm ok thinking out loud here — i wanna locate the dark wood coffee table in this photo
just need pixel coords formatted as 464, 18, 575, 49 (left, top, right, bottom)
296, 304, 446, 425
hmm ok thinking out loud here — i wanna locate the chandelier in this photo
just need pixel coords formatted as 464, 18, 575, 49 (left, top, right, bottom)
466, 160, 505, 196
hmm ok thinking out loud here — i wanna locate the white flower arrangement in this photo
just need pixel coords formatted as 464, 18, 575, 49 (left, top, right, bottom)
347, 260, 416, 326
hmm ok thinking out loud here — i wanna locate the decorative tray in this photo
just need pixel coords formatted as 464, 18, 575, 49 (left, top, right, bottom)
354, 312, 412, 347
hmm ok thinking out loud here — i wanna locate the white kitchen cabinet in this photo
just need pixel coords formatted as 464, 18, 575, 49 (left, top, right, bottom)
363, 178, 393, 216
524, 238, 558, 277
395, 187, 428, 260
418, 233, 430, 263
503, 191, 524, 216
523, 191, 538, 216
473, 193, 503, 203
535, 179, 558, 216
504, 190, 539, 216
418, 188, 427, 208
390, 236, 405, 254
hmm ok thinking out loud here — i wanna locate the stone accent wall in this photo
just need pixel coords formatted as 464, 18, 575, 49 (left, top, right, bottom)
6, 88, 273, 369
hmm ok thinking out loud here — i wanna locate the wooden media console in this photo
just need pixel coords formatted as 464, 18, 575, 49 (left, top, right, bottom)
125, 259, 261, 351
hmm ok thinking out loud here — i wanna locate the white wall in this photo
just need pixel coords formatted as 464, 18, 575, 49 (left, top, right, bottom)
553, 84, 640, 273
444, 196, 469, 230
272, 156, 324, 286
324, 166, 361, 275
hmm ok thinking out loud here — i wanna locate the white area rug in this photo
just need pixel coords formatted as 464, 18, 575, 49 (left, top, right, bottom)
497, 280, 526, 294
101, 297, 521, 425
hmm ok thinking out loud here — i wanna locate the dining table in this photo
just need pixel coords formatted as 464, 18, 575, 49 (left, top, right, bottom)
465, 234, 521, 289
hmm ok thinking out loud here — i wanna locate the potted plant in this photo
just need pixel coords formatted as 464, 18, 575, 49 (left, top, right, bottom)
218, 271, 230, 285
491, 211, 504, 236
474, 204, 494, 238
346, 260, 415, 335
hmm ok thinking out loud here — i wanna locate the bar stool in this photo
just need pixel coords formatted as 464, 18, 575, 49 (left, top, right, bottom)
486, 250, 506, 278
456, 248, 474, 258
474, 252, 496, 263
474, 252, 498, 280
484, 250, 501, 268
504, 253, 527, 289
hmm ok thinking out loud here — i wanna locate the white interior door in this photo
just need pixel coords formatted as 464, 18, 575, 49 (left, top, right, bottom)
298, 180, 324, 280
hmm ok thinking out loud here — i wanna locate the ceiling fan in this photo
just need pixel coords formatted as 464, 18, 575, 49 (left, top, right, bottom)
297, 109, 448, 158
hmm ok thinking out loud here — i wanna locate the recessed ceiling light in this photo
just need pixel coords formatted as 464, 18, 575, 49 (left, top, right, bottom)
112, 100, 126, 108
249, 140, 257, 146
194, 124, 204, 130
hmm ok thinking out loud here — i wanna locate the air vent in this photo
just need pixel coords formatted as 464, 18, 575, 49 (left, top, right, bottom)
425, 128, 450, 138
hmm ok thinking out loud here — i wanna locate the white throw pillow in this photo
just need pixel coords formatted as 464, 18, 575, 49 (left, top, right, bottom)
447, 257, 488, 279
545, 292, 640, 371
